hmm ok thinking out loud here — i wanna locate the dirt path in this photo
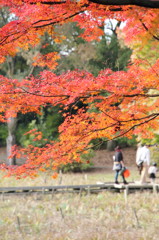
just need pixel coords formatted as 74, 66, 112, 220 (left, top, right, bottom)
0, 147, 137, 168
91, 147, 137, 168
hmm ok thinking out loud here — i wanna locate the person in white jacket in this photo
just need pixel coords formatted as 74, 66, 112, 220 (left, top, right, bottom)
138, 144, 151, 184
136, 144, 144, 174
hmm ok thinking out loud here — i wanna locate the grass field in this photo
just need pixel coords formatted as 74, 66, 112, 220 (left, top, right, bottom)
0, 190, 159, 240
0, 169, 159, 240
0, 166, 140, 187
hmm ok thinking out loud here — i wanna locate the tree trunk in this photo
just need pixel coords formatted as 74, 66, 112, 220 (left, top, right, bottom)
107, 140, 117, 151
6, 117, 17, 165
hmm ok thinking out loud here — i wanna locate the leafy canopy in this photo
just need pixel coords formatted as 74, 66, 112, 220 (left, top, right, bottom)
0, 0, 159, 177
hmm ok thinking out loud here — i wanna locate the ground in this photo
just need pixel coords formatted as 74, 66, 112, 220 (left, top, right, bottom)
91, 147, 137, 168
0, 147, 136, 170
0, 146, 137, 168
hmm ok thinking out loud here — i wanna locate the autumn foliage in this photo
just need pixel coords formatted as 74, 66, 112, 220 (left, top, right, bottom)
0, 0, 159, 177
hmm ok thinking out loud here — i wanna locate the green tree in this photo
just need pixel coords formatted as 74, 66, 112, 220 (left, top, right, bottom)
54, 22, 96, 74
0, 10, 62, 164
53, 21, 131, 76
89, 22, 132, 76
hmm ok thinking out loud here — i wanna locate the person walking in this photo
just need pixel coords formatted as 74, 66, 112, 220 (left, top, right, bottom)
113, 146, 128, 184
138, 144, 151, 184
148, 163, 157, 184
136, 143, 144, 175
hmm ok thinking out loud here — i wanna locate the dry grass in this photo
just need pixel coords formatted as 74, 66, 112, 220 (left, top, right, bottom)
0, 191, 159, 240
0, 169, 159, 240
0, 166, 140, 188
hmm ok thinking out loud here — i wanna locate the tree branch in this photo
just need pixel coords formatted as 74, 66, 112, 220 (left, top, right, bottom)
20, 87, 69, 99
139, 18, 159, 41
33, 11, 83, 29
89, 0, 159, 8
112, 113, 159, 140
123, 93, 159, 97
28, 0, 159, 9
74, 112, 159, 154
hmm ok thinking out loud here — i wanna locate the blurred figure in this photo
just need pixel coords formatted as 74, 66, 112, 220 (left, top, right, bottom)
113, 146, 128, 184
148, 163, 157, 184
138, 144, 151, 184
136, 143, 144, 175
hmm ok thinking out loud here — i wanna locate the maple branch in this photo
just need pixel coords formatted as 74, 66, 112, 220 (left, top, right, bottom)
87, 113, 159, 134
123, 93, 159, 97
140, 59, 159, 78
118, 113, 159, 125
3, 86, 159, 101
89, 0, 159, 8
72, 112, 159, 155
85, 89, 159, 99
139, 19, 159, 41
0, 9, 85, 46
33, 11, 84, 29
29, 1, 66, 4
112, 113, 159, 140
31, 0, 159, 8
0, 31, 27, 46
20, 87, 69, 99
76, 112, 159, 153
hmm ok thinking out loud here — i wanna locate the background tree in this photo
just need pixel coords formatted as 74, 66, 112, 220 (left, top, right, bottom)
0, 1, 158, 177
0, 8, 62, 164
88, 21, 132, 75
55, 21, 132, 76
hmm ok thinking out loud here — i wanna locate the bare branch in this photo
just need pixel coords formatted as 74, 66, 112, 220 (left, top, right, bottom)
89, 0, 159, 8
28, 0, 159, 9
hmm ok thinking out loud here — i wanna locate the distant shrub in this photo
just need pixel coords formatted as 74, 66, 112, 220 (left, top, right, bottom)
59, 149, 94, 173
150, 146, 159, 166
0, 124, 8, 146
116, 136, 137, 148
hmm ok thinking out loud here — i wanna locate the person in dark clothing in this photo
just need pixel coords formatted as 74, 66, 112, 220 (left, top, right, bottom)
113, 146, 128, 184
